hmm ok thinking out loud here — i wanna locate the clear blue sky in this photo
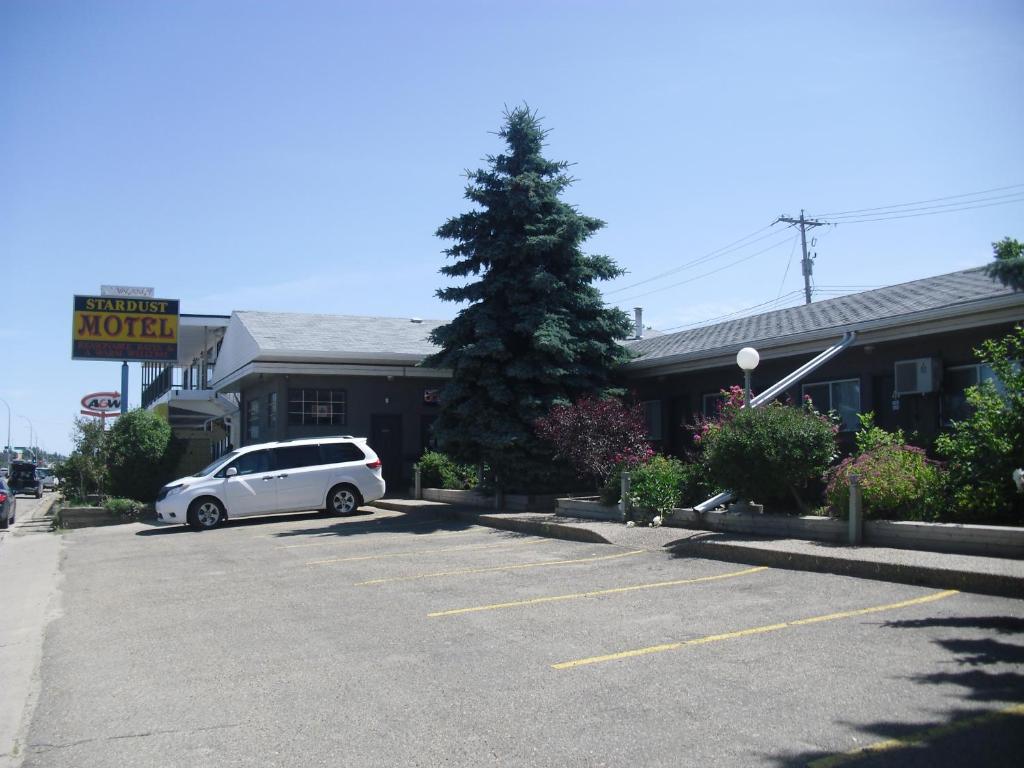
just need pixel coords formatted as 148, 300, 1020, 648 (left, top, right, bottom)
2, 0, 1022, 455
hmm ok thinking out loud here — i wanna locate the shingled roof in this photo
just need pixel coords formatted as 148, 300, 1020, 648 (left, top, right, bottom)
234, 311, 444, 358
626, 267, 1022, 369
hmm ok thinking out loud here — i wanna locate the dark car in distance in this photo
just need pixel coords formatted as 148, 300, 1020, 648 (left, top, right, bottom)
8, 460, 43, 499
0, 477, 16, 529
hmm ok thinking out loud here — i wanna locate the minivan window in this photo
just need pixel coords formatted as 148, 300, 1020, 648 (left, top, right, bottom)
274, 445, 322, 470
219, 450, 272, 477
321, 442, 365, 463
195, 452, 238, 477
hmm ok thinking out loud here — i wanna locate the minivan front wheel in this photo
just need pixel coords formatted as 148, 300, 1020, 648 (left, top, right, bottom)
187, 497, 225, 530
326, 485, 362, 516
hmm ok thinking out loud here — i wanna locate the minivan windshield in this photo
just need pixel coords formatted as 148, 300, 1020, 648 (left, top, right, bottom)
193, 452, 238, 477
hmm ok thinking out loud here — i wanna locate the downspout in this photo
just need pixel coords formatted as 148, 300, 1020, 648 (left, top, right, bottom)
694, 331, 857, 513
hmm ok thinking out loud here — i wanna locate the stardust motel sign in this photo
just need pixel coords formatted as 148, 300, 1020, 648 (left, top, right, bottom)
72, 295, 180, 362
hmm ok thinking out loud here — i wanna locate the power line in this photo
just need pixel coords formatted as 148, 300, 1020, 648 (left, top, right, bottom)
810, 182, 1024, 218
776, 228, 801, 301
827, 194, 1024, 224
660, 290, 806, 332
822, 191, 1024, 221
602, 222, 778, 296
610, 234, 798, 305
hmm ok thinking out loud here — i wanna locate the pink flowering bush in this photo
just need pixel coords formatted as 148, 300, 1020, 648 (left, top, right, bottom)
824, 445, 943, 521
535, 396, 653, 491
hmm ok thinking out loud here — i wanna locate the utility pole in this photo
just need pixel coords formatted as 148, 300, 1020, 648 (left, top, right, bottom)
775, 210, 830, 304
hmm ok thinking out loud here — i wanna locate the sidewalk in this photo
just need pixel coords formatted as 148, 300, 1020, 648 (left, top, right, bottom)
0, 499, 62, 768
371, 498, 1024, 599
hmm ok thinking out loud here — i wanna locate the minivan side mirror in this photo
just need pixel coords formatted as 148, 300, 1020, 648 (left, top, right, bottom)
225, 467, 238, 477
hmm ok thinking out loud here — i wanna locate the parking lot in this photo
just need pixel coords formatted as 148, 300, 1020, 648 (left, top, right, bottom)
16, 508, 1024, 767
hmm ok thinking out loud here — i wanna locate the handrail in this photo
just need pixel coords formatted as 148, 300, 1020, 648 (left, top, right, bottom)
693, 331, 857, 514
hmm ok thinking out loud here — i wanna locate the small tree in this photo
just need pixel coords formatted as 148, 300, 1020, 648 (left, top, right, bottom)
700, 399, 838, 511
934, 325, 1024, 523
535, 396, 652, 489
985, 236, 1024, 292
105, 409, 182, 502
54, 418, 108, 501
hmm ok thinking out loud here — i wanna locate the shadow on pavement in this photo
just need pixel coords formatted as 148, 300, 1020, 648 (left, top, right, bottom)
766, 614, 1024, 766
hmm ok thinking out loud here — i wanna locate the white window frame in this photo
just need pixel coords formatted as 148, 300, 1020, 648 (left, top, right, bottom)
801, 378, 860, 432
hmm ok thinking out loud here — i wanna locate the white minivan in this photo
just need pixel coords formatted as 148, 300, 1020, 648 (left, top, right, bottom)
155, 436, 386, 530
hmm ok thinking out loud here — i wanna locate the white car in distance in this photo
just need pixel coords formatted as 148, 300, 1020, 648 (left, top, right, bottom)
155, 436, 385, 530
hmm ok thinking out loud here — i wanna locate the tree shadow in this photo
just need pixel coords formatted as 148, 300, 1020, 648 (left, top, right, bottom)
766, 615, 1024, 766
135, 508, 485, 539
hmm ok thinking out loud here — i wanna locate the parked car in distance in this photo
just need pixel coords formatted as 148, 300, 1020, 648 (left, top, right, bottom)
35, 467, 58, 491
0, 477, 16, 529
8, 460, 43, 498
155, 436, 386, 530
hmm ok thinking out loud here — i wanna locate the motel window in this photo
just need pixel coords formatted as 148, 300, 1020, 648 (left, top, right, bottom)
245, 398, 260, 442
642, 400, 663, 441
701, 392, 722, 418
288, 389, 347, 426
267, 392, 278, 432
802, 378, 860, 432
943, 363, 1003, 423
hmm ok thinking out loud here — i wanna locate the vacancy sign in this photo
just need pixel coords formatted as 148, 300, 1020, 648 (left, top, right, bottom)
72, 295, 180, 362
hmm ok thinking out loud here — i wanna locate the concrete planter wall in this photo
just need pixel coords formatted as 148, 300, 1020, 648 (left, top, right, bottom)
864, 520, 1024, 558
669, 509, 848, 544
555, 497, 624, 522
553, 498, 1024, 559
58, 506, 125, 529
422, 488, 560, 512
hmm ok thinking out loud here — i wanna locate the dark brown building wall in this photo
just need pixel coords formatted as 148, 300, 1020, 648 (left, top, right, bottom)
625, 322, 1020, 457
239, 373, 445, 491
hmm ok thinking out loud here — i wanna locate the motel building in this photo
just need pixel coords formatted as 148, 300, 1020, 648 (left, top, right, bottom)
138, 267, 1023, 494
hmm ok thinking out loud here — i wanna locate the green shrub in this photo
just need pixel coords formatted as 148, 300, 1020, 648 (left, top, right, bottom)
415, 451, 476, 490
103, 497, 145, 520
628, 455, 686, 520
824, 446, 943, 521
854, 412, 906, 454
933, 325, 1024, 524
105, 409, 183, 502
677, 461, 714, 507
700, 400, 837, 510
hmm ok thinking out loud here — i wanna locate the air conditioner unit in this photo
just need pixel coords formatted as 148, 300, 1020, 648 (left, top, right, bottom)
894, 358, 941, 395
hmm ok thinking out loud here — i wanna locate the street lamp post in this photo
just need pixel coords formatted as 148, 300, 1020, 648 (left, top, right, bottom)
19, 415, 35, 459
736, 347, 760, 407
0, 398, 10, 467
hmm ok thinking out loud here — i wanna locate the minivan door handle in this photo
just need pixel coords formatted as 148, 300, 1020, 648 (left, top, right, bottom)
277, 474, 289, 479
262, 476, 274, 481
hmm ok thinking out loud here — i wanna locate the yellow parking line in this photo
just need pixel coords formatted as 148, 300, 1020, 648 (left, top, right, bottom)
305, 537, 554, 565
428, 566, 768, 617
279, 527, 486, 548
808, 702, 1024, 767
552, 589, 959, 670
356, 549, 646, 586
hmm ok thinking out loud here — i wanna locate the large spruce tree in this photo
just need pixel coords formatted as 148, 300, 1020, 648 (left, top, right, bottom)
424, 106, 634, 490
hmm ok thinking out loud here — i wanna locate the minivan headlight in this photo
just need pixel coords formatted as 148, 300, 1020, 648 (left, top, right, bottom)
167, 484, 189, 496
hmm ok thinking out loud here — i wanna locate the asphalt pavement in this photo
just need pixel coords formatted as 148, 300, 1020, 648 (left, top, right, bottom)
2, 505, 1021, 767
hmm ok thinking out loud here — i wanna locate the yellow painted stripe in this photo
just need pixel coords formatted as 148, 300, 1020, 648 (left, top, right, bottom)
808, 702, 1024, 768
279, 527, 485, 548
356, 549, 646, 586
428, 566, 768, 617
552, 589, 959, 670
305, 537, 553, 565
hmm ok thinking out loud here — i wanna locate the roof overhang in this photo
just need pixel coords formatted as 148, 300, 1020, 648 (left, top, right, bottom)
213, 360, 451, 393
625, 294, 1024, 378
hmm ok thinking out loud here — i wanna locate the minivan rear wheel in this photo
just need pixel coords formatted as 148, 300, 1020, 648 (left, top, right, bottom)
326, 484, 363, 516
187, 497, 225, 530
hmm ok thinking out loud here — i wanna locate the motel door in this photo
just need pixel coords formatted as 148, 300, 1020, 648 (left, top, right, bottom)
370, 414, 403, 494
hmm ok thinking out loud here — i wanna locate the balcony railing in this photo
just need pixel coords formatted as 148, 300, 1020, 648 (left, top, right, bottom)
141, 363, 216, 409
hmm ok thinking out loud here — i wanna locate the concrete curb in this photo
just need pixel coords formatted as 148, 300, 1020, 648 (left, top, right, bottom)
665, 539, 1024, 600
371, 498, 1024, 600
